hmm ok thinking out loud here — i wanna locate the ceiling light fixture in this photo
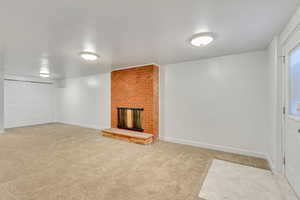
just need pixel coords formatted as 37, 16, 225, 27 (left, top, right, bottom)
40, 68, 50, 74
40, 73, 50, 78
189, 32, 215, 47
80, 51, 99, 61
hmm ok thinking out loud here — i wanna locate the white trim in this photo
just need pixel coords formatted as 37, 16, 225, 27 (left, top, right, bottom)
58, 121, 106, 130
4, 74, 54, 84
160, 136, 267, 159
267, 36, 282, 173
266, 155, 276, 172
5, 121, 55, 129
280, 7, 300, 45
280, 22, 300, 196
111, 63, 160, 71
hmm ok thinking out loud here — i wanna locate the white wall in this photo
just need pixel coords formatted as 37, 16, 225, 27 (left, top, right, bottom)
160, 51, 269, 158
0, 51, 4, 133
267, 37, 281, 171
56, 73, 110, 130
4, 75, 55, 128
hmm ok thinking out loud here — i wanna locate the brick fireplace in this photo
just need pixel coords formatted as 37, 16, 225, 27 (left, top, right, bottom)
111, 65, 159, 138
117, 107, 144, 131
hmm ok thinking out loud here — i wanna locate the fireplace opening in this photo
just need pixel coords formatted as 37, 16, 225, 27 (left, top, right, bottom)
117, 107, 144, 131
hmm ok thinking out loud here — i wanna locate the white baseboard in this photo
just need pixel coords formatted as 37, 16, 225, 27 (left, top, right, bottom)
160, 136, 267, 159
5, 121, 55, 129
58, 121, 107, 131
266, 155, 276, 172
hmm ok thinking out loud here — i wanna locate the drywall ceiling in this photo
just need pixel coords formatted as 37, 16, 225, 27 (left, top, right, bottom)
0, 0, 299, 79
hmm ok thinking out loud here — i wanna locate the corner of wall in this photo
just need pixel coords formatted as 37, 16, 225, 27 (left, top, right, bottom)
266, 35, 285, 173
0, 46, 4, 133
280, 6, 300, 45
55, 73, 111, 130
266, 154, 276, 172
160, 136, 268, 159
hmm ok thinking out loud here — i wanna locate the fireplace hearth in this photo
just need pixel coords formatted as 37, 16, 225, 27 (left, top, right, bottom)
117, 107, 144, 131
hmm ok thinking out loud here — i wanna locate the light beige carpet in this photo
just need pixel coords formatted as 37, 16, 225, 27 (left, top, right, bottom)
199, 159, 292, 200
0, 123, 269, 200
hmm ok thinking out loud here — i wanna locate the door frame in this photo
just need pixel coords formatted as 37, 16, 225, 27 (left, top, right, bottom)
281, 26, 300, 177
277, 8, 300, 173
281, 44, 287, 174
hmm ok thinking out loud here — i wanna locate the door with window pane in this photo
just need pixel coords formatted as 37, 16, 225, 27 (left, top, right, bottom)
284, 28, 300, 198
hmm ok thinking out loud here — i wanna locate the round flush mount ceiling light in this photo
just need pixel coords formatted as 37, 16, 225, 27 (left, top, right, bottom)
189, 32, 215, 47
79, 51, 99, 61
40, 73, 50, 78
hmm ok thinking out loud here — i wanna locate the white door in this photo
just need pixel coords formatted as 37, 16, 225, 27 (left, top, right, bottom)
283, 28, 300, 197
